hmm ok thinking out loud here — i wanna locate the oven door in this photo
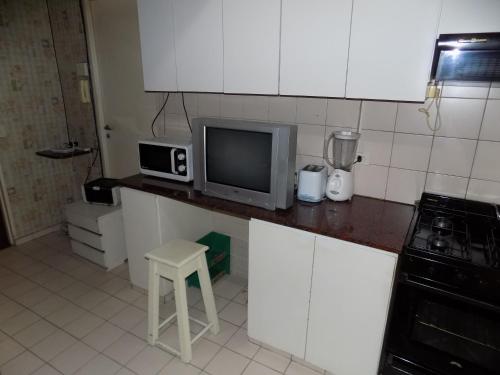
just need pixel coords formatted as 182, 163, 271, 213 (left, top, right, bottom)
385, 275, 500, 375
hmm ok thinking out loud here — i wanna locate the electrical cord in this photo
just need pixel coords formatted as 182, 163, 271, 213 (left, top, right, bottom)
181, 92, 192, 133
418, 81, 443, 132
151, 92, 170, 137
84, 147, 100, 184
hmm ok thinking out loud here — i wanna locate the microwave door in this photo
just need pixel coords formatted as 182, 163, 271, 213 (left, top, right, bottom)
139, 144, 173, 174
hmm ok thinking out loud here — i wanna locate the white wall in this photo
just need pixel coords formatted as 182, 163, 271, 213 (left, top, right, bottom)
155, 84, 500, 206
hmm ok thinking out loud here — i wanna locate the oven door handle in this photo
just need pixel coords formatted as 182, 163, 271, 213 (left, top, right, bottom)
401, 273, 500, 313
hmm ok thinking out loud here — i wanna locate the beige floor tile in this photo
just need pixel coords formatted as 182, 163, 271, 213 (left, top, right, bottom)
129, 318, 147, 340
285, 362, 323, 375
63, 313, 105, 339
213, 278, 245, 300
50, 341, 98, 374
3, 279, 38, 298
91, 297, 127, 319
15, 286, 53, 308
254, 347, 290, 373
71, 264, 100, 281
74, 354, 121, 375
103, 333, 147, 365
243, 361, 281, 375
158, 358, 201, 375
82, 270, 116, 288
109, 305, 146, 331
114, 287, 142, 304
58, 282, 92, 301
46, 303, 86, 328
32, 294, 69, 317
99, 277, 130, 295
0, 350, 44, 375
82, 322, 125, 352
219, 302, 247, 326
203, 319, 239, 346
115, 368, 136, 375
30, 364, 62, 375
14, 319, 57, 348
232, 290, 248, 306
132, 294, 148, 311
0, 309, 40, 335
190, 338, 221, 370
0, 336, 24, 365
0, 272, 24, 289
205, 347, 250, 375
30, 268, 64, 285
74, 289, 109, 310
16, 262, 49, 277
31, 329, 77, 361
195, 295, 230, 313
42, 273, 76, 293
126, 346, 173, 375
225, 328, 259, 359
0, 299, 24, 322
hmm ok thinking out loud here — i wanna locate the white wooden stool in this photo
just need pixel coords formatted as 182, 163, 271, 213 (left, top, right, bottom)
145, 239, 220, 362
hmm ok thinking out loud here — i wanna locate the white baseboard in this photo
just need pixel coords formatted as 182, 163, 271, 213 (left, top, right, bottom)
15, 225, 61, 245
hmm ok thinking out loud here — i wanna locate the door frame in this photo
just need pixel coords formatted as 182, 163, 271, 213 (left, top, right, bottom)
0, 163, 15, 245
81, 0, 111, 177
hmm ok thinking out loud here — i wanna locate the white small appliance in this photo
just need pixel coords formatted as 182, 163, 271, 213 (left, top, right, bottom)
138, 137, 193, 182
324, 131, 361, 201
297, 165, 327, 203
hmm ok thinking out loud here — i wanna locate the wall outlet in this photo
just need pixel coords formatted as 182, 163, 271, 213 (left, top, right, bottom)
426, 84, 441, 99
357, 153, 369, 165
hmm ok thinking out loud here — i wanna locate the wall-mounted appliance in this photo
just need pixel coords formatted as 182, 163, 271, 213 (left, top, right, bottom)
138, 137, 193, 182
192, 118, 297, 211
431, 33, 500, 82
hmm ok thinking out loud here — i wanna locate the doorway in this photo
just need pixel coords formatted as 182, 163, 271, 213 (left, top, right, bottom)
0, 203, 10, 249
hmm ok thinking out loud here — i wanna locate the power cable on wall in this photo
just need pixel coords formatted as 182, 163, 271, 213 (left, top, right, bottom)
151, 93, 170, 137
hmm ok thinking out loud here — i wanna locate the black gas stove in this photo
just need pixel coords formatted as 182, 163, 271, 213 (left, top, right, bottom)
383, 193, 500, 375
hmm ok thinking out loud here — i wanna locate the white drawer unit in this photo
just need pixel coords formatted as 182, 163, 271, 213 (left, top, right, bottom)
65, 201, 127, 270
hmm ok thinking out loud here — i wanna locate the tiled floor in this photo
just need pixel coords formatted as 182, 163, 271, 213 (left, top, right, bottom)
0, 232, 324, 375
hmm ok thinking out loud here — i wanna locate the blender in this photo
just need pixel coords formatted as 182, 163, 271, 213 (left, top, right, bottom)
323, 130, 361, 201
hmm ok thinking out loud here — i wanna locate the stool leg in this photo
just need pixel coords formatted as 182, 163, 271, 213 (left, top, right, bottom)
197, 256, 220, 335
174, 276, 192, 362
147, 261, 160, 346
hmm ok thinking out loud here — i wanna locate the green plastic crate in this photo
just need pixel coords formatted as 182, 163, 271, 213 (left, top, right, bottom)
187, 231, 230, 288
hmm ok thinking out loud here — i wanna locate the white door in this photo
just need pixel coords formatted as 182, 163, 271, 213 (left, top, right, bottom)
346, 0, 441, 101
137, 0, 178, 91
85, 0, 161, 178
439, 0, 500, 34
223, 0, 281, 94
248, 219, 315, 358
280, 0, 352, 97
173, 0, 223, 92
306, 235, 397, 375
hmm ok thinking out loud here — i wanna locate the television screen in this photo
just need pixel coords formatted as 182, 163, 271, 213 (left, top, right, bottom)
205, 127, 273, 193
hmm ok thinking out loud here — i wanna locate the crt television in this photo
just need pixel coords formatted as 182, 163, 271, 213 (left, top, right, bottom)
192, 118, 297, 210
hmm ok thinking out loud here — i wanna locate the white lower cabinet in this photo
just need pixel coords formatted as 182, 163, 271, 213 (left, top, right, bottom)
306, 235, 397, 375
248, 219, 315, 358
248, 219, 398, 375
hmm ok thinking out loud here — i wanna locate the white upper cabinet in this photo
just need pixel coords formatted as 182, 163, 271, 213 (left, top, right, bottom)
223, 0, 281, 94
346, 0, 442, 102
137, 0, 178, 91
439, 0, 500, 34
173, 0, 223, 92
280, 0, 352, 97
306, 235, 397, 375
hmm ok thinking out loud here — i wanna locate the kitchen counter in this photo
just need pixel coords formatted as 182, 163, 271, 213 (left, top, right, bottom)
119, 174, 415, 254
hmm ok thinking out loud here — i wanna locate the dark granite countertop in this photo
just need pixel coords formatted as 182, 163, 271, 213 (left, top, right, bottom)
119, 174, 415, 254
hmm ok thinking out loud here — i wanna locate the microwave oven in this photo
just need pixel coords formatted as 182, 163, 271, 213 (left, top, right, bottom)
138, 137, 193, 182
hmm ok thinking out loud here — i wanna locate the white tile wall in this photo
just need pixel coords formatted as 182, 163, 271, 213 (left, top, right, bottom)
162, 83, 500, 205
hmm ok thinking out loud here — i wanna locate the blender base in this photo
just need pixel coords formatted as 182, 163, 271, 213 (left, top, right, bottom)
326, 169, 354, 201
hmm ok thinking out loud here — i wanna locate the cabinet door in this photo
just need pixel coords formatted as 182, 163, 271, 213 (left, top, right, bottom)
346, 0, 441, 101
439, 0, 500, 34
121, 188, 161, 290
248, 219, 315, 358
173, 0, 223, 92
223, 0, 281, 94
306, 236, 397, 375
280, 0, 352, 97
137, 0, 178, 91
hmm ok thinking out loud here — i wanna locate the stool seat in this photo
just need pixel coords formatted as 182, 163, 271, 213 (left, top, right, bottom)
145, 239, 209, 268
146, 239, 220, 363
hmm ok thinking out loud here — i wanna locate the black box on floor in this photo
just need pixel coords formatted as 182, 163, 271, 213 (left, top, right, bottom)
82, 178, 121, 206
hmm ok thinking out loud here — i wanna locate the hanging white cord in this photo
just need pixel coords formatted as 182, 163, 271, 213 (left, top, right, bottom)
418, 81, 443, 132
